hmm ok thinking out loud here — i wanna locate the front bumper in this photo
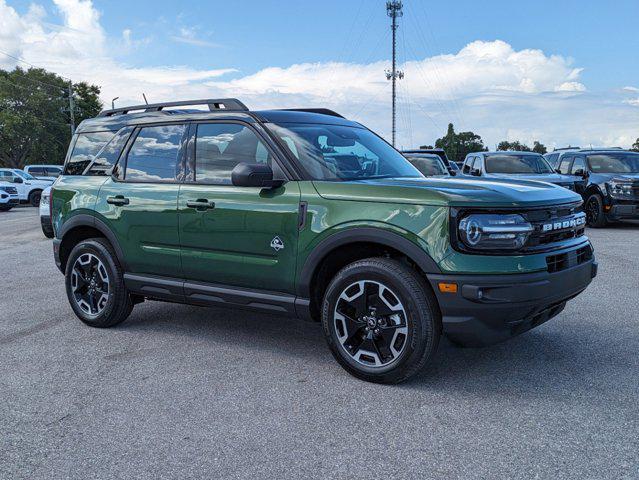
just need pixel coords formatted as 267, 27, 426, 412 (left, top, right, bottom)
428, 256, 597, 347
606, 200, 639, 220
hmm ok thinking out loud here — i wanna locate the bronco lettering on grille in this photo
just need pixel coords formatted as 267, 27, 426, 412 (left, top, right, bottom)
541, 215, 586, 232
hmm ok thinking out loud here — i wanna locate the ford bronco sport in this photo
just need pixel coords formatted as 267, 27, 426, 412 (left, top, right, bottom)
51, 99, 597, 384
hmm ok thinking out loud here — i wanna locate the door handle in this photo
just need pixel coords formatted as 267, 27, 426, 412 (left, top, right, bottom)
106, 195, 130, 206
186, 199, 215, 211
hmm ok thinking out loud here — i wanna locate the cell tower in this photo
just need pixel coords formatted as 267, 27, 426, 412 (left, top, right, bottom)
385, 0, 404, 147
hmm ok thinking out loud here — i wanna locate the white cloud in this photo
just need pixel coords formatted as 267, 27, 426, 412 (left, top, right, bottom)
0, 0, 637, 149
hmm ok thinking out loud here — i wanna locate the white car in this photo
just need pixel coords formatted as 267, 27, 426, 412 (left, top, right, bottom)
0, 180, 20, 211
0, 168, 53, 206
23, 164, 64, 182
39, 186, 54, 238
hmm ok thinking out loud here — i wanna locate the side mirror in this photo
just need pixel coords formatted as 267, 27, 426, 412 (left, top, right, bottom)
471, 168, 481, 177
231, 163, 284, 188
573, 169, 585, 177
13, 176, 24, 184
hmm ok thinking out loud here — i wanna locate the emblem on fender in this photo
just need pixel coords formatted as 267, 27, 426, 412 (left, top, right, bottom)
270, 236, 284, 251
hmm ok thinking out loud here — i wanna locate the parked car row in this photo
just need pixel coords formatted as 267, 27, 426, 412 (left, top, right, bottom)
402, 147, 639, 227
0, 168, 56, 207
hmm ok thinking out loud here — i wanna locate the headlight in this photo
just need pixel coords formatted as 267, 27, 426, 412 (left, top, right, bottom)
458, 213, 533, 251
606, 181, 633, 199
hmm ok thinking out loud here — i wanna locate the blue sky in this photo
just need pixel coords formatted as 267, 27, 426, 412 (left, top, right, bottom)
2, 0, 638, 148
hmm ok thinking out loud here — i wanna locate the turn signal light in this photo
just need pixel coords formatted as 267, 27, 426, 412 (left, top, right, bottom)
438, 282, 458, 293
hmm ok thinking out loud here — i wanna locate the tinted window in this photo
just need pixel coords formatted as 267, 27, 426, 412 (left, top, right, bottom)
195, 123, 272, 184
87, 127, 134, 176
485, 154, 553, 174
558, 157, 572, 174
46, 166, 62, 178
65, 131, 115, 175
544, 153, 559, 167
570, 157, 586, 174
125, 125, 186, 182
587, 152, 639, 173
406, 155, 448, 176
268, 123, 421, 181
28, 167, 45, 175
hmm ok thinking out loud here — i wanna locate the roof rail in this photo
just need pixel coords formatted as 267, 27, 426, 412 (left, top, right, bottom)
280, 108, 345, 118
553, 146, 581, 151
98, 98, 249, 117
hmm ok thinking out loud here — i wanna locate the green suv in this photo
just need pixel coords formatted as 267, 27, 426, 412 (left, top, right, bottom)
51, 99, 597, 383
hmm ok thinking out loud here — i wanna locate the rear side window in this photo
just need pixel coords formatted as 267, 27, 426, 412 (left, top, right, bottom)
28, 167, 45, 175
86, 127, 134, 176
125, 125, 187, 182
65, 131, 115, 175
46, 166, 62, 178
194, 123, 272, 184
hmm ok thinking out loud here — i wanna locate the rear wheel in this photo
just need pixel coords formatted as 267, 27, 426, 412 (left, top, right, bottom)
321, 257, 441, 384
585, 193, 607, 228
65, 238, 133, 328
29, 190, 42, 207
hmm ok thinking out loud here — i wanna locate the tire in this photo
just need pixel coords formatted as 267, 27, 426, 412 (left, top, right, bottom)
29, 190, 42, 207
321, 257, 441, 384
40, 217, 54, 238
585, 193, 607, 228
65, 238, 133, 328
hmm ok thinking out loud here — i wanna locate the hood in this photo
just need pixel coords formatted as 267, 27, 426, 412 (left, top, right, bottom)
487, 173, 575, 184
312, 177, 581, 207
607, 174, 639, 183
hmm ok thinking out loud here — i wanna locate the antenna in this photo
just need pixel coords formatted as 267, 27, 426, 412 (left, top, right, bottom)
142, 93, 149, 105
385, 1, 404, 147
111, 97, 119, 109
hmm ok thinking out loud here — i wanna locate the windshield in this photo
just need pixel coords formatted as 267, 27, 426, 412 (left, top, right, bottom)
587, 152, 639, 173
15, 170, 36, 180
406, 155, 448, 176
485, 154, 553, 174
267, 123, 423, 181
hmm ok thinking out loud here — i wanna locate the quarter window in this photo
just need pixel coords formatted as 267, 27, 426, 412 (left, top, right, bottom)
194, 123, 272, 184
64, 131, 115, 175
125, 125, 187, 182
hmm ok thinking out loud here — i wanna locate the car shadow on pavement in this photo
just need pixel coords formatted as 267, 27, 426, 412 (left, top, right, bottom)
119, 300, 634, 399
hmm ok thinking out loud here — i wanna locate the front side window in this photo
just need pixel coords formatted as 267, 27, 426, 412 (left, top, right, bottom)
587, 152, 639, 173
485, 154, 553, 174
558, 157, 572, 174
267, 123, 422, 181
27, 167, 44, 176
194, 123, 273, 184
64, 131, 115, 175
125, 125, 187, 182
570, 157, 586, 174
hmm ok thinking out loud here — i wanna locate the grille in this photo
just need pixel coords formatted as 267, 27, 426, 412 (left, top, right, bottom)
546, 244, 593, 273
4, 186, 18, 194
522, 202, 586, 251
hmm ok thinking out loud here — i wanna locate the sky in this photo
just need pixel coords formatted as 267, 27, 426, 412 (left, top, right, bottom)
1, 0, 638, 150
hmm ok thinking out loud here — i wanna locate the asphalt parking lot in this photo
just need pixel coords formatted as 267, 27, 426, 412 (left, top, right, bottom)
1, 207, 637, 479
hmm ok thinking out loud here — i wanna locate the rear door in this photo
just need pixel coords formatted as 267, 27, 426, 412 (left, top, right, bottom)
178, 121, 300, 294
95, 123, 187, 277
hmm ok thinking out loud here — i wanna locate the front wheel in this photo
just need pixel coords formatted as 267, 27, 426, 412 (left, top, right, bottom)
585, 193, 607, 228
29, 190, 42, 207
321, 257, 441, 384
65, 238, 133, 328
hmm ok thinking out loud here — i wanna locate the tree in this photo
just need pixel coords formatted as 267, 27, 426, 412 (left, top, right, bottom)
532, 141, 547, 154
433, 123, 487, 162
0, 67, 102, 168
497, 140, 531, 152
631, 138, 639, 152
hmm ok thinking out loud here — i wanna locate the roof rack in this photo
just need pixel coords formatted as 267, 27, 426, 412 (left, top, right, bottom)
280, 108, 344, 118
553, 146, 581, 151
98, 98, 249, 117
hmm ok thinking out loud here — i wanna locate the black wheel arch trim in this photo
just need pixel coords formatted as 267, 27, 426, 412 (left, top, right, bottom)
58, 214, 127, 272
297, 227, 441, 297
